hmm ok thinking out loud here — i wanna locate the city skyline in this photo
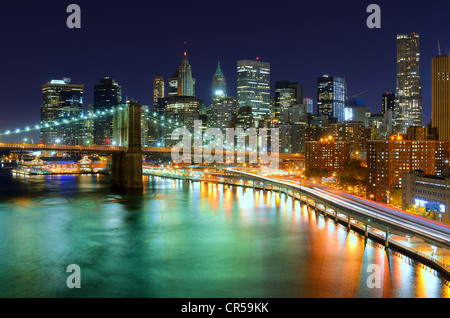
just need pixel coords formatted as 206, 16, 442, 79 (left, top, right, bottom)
2, 1, 450, 300
1, 0, 449, 133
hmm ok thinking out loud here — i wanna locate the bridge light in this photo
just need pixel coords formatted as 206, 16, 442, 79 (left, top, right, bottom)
35, 125, 40, 129
15, 128, 20, 133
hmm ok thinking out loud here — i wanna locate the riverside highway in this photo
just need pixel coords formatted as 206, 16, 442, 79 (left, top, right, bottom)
228, 169, 450, 250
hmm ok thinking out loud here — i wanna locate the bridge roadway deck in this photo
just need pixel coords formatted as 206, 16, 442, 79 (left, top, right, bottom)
0, 143, 307, 160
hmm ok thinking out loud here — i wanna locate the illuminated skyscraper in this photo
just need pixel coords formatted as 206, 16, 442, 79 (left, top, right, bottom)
211, 60, 226, 99
208, 96, 238, 130
93, 77, 122, 145
41, 77, 84, 145
274, 81, 303, 120
168, 52, 196, 97
317, 75, 346, 122
432, 54, 450, 140
178, 52, 196, 96
394, 33, 422, 133
237, 59, 270, 122
153, 73, 165, 107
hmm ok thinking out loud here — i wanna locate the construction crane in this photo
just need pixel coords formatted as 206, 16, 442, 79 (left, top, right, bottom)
350, 90, 368, 99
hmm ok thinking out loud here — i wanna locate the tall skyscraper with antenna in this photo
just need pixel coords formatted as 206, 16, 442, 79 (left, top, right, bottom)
177, 51, 196, 97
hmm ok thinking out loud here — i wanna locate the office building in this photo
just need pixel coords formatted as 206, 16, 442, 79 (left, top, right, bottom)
303, 98, 314, 114
432, 54, 450, 140
274, 81, 303, 119
230, 106, 254, 130
93, 77, 122, 145
394, 33, 422, 133
40, 77, 84, 145
237, 59, 271, 122
209, 96, 238, 130
317, 75, 346, 122
153, 73, 165, 107
382, 92, 395, 115
160, 96, 200, 146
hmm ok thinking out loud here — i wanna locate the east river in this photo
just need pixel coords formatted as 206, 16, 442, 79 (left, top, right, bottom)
0, 170, 449, 298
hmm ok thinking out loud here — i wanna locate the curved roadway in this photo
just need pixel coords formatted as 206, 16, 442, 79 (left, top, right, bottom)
229, 169, 450, 248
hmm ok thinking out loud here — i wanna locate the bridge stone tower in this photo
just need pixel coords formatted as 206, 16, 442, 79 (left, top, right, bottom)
111, 99, 143, 189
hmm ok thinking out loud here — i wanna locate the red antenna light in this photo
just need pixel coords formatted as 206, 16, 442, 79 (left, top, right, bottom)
256, 56, 259, 60
184, 51, 187, 56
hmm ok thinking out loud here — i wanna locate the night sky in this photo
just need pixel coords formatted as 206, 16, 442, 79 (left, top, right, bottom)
0, 0, 449, 140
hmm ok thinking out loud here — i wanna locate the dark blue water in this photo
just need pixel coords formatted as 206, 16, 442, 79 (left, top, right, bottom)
0, 170, 449, 298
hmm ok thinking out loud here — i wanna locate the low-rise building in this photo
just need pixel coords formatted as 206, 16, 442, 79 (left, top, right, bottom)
402, 170, 450, 223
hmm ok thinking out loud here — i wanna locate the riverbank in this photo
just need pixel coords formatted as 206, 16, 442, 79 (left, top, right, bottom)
146, 170, 450, 285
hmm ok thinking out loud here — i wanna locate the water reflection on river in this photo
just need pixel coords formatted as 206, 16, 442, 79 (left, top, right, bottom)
0, 172, 449, 297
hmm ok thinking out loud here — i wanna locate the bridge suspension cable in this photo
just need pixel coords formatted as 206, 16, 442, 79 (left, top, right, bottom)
0, 106, 185, 140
